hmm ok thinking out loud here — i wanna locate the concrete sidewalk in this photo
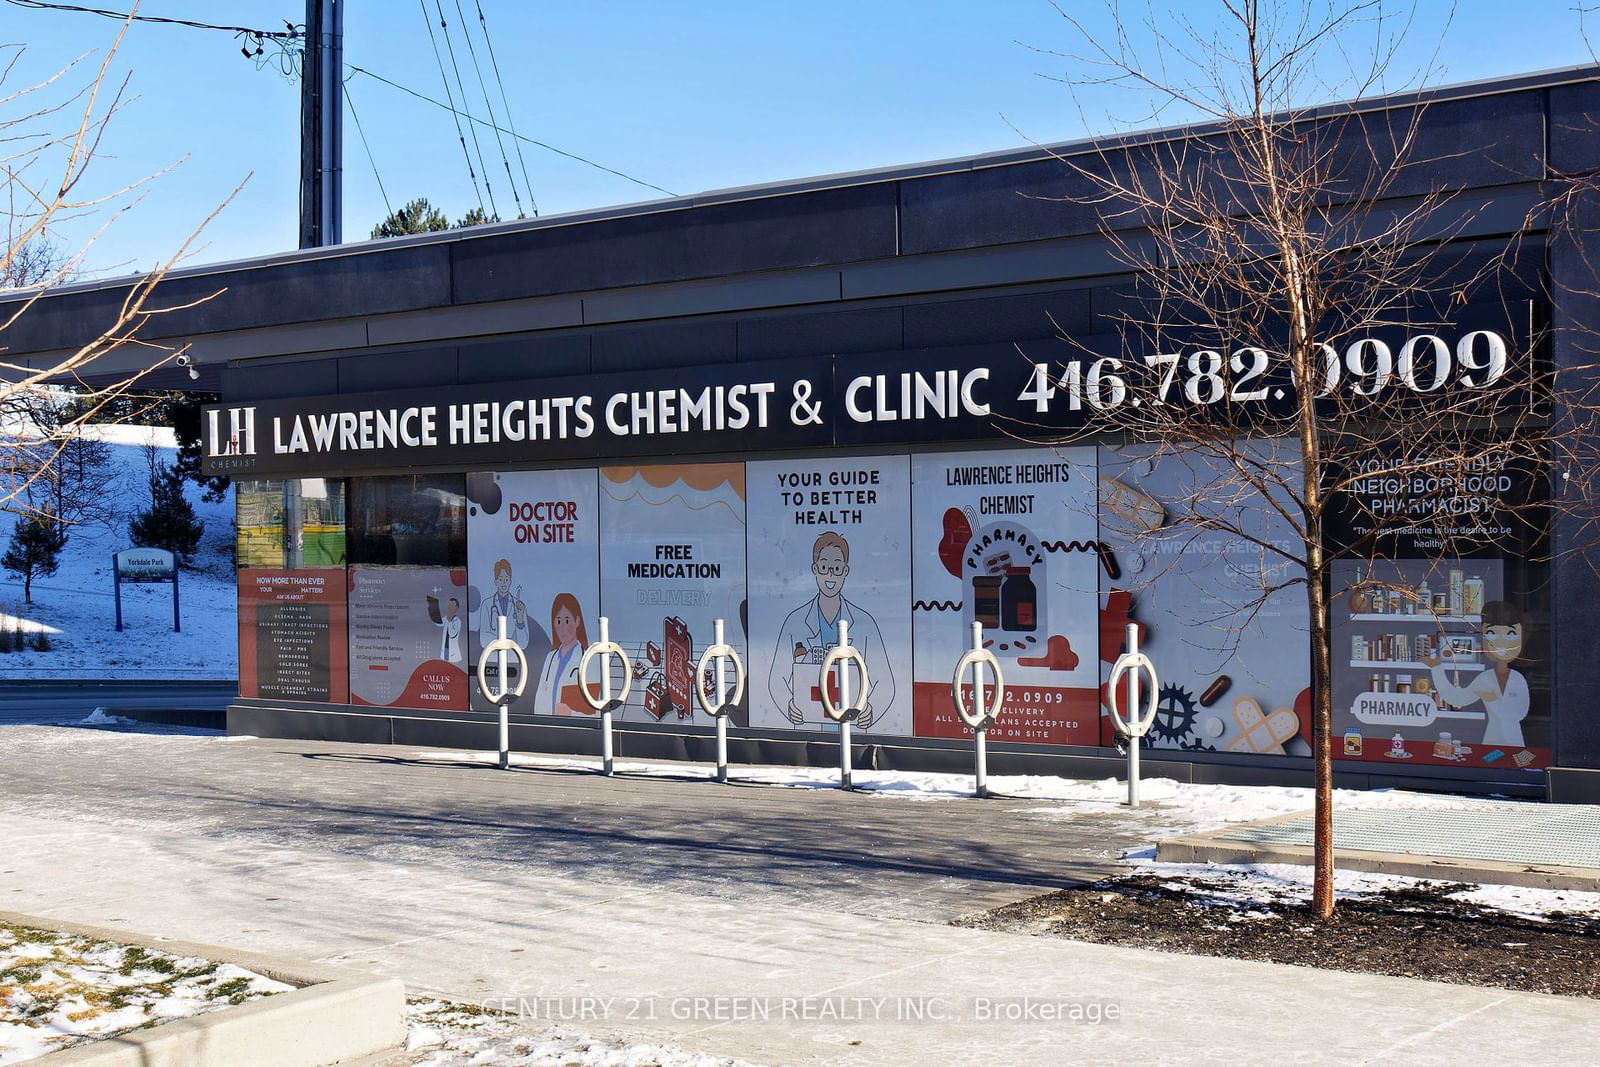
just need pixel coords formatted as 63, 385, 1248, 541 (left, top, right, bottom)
1, 727, 1595, 1064
1160, 807, 1600, 891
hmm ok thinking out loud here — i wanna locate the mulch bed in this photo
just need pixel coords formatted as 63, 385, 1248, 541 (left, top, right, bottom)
956, 876, 1600, 998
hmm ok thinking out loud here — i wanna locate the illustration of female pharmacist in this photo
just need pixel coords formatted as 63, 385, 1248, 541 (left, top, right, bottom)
533, 593, 590, 717
1421, 600, 1530, 747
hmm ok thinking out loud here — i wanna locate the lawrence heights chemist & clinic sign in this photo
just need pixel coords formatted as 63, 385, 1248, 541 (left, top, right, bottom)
203, 323, 1530, 478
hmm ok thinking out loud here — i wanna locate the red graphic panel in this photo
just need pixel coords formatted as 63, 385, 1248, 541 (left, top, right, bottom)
238, 568, 348, 703
913, 681, 1099, 745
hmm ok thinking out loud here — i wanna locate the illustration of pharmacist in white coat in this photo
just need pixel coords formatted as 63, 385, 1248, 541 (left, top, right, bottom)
533, 593, 590, 717
1422, 600, 1531, 747
767, 532, 894, 730
429, 596, 464, 665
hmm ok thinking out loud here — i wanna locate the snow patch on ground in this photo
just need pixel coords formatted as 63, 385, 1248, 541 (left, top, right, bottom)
401, 999, 754, 1067
410, 749, 1527, 840
76, 708, 135, 727
1120, 857, 1600, 921
0, 424, 236, 680
0, 922, 289, 1064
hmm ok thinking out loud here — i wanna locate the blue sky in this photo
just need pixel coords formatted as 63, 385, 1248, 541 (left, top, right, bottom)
5, 1, 1595, 275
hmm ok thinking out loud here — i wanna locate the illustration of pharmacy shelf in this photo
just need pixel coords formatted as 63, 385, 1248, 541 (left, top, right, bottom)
1348, 569, 1489, 762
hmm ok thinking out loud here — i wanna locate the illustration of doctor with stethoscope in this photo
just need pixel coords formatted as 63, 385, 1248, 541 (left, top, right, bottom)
1422, 600, 1531, 747
480, 558, 530, 652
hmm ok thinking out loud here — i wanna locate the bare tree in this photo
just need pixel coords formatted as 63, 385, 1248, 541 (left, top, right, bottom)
0, 235, 69, 290
0, 17, 242, 519
1033, 0, 1597, 918
0, 388, 119, 540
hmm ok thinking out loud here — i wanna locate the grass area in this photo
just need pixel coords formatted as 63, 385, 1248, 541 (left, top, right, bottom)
0, 922, 290, 1062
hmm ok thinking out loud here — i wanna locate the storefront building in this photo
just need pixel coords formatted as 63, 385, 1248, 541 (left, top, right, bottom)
8, 67, 1600, 799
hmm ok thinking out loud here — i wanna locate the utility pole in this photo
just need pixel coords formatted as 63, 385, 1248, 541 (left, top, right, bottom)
299, 0, 343, 248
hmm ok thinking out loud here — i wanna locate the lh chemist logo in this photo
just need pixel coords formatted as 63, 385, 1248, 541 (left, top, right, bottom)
207, 406, 257, 457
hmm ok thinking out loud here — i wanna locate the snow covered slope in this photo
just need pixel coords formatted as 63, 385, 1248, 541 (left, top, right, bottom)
0, 424, 236, 680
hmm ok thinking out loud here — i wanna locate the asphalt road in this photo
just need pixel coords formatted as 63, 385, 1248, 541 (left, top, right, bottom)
0, 681, 236, 723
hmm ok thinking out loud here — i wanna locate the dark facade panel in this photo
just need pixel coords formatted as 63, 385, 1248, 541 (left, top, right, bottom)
1547, 183, 1600, 771
582, 269, 841, 324
338, 346, 458, 393
457, 332, 593, 384
903, 288, 1092, 348
898, 157, 1102, 256
449, 185, 900, 305
843, 233, 1130, 300
737, 306, 904, 360
900, 92, 1548, 257
1332, 92, 1546, 202
0, 245, 452, 355
591, 319, 739, 373
222, 358, 339, 402
1549, 80, 1600, 175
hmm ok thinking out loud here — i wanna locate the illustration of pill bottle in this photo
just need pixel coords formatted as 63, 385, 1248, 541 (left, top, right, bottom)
1000, 566, 1037, 632
1463, 576, 1484, 617
972, 575, 1003, 629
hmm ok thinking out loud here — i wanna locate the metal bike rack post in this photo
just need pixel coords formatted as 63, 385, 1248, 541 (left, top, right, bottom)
952, 621, 1005, 798
475, 615, 529, 770
819, 618, 869, 789
579, 616, 633, 776
1108, 622, 1159, 807
694, 618, 746, 783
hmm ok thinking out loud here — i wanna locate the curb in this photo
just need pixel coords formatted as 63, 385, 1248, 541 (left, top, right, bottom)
1, 909, 405, 1067
1155, 814, 1600, 892
105, 707, 228, 730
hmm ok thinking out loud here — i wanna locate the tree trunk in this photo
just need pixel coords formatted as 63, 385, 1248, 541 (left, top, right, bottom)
1305, 528, 1334, 918
23, 572, 32, 605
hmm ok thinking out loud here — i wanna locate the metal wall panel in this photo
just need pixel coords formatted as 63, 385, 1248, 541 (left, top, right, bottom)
737, 306, 904, 360
591, 319, 739, 372
449, 185, 899, 304
457, 333, 593, 384
1547, 182, 1600, 771
903, 288, 1092, 347
338, 347, 458, 392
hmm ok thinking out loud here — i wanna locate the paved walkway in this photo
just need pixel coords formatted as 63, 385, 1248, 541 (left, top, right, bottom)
1, 724, 1596, 1064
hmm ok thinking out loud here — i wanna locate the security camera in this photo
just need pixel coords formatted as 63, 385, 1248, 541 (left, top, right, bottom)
175, 353, 199, 381
174, 354, 191, 367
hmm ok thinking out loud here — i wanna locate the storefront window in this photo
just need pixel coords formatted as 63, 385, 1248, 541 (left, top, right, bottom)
348, 475, 467, 567
346, 475, 470, 712
234, 478, 349, 703
1326, 442, 1551, 769
236, 478, 347, 568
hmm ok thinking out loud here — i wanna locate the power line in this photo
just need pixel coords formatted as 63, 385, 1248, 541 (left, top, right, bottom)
2, 0, 298, 37
344, 77, 392, 221
472, 0, 537, 216
347, 64, 678, 199
416, 0, 485, 215
4, 0, 301, 69
430, 0, 497, 219
452, 0, 524, 219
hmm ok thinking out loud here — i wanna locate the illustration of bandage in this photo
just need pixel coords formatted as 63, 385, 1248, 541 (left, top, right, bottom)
1224, 696, 1300, 755
1099, 476, 1166, 532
